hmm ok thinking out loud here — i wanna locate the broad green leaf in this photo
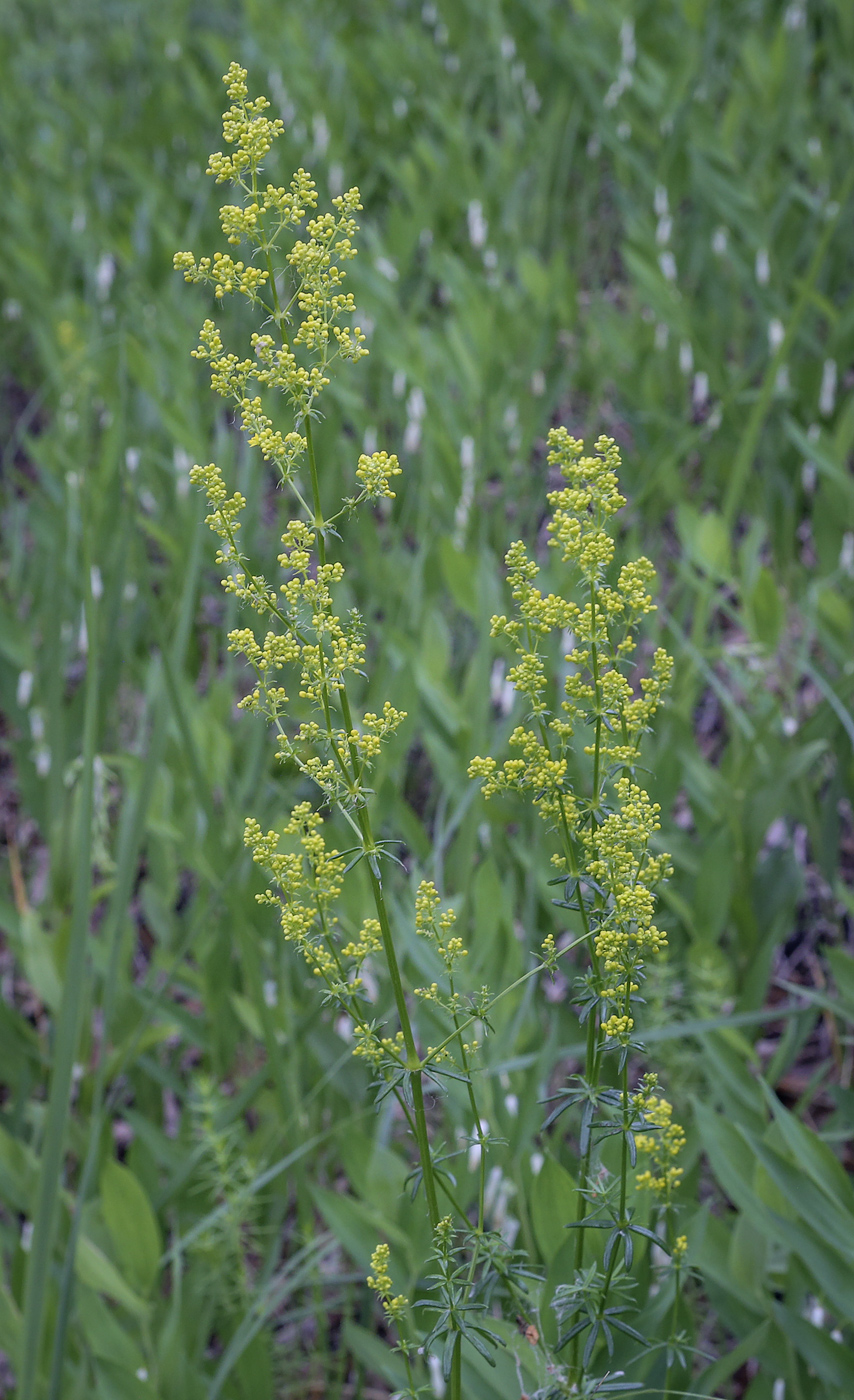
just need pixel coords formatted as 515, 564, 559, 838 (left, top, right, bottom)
229, 992, 263, 1041
99, 1153, 161, 1293
76, 1286, 145, 1371
94, 1359, 157, 1400
75, 1236, 149, 1319
700, 1033, 765, 1128
439, 536, 478, 616
695, 1321, 770, 1397
341, 1322, 408, 1391
100, 1160, 162, 1298
530, 1155, 577, 1264
695, 509, 732, 578
15, 910, 62, 1012
0, 1123, 38, 1214
747, 567, 784, 649
816, 586, 853, 643
692, 829, 735, 944
727, 1214, 766, 1299
689, 1206, 765, 1314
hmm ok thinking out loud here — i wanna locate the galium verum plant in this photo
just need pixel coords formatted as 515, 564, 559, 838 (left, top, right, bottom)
176, 63, 687, 1397
468, 434, 691, 1388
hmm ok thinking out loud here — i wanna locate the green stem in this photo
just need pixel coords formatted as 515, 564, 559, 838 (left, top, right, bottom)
590, 579, 603, 804
572, 1009, 598, 1275
598, 997, 632, 1317
449, 1332, 462, 1400
362, 834, 440, 1227
305, 415, 326, 562
300, 412, 440, 1225
663, 1260, 681, 1400
447, 989, 486, 1287
569, 1003, 598, 1383
423, 965, 543, 1066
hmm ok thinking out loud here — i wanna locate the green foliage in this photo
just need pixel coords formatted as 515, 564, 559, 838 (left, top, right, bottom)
0, 1, 852, 1397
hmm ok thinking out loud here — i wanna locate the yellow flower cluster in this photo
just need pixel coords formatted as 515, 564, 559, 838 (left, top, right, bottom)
244, 805, 349, 987
635, 1095, 687, 1200
341, 918, 383, 969
412, 884, 484, 1066
180, 70, 407, 823
602, 1012, 634, 1041
243, 807, 397, 1034
239, 395, 305, 481
367, 1243, 408, 1325
227, 625, 298, 714
469, 434, 673, 846
545, 429, 625, 577
173, 250, 269, 304
357, 702, 407, 757
174, 66, 366, 419
468, 726, 577, 827
352, 1025, 406, 1067
204, 61, 285, 184
414, 880, 464, 960
586, 779, 672, 1021
468, 432, 674, 1085
356, 450, 403, 501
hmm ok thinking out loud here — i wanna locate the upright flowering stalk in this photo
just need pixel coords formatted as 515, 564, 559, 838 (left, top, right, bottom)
175, 63, 445, 1230
469, 431, 683, 1385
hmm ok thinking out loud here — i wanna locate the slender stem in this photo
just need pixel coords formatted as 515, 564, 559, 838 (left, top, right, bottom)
449, 1332, 462, 1400
304, 415, 326, 562
572, 1009, 598, 1274
663, 1259, 681, 1400
362, 837, 440, 1227
589, 579, 603, 804
445, 982, 486, 1288
598, 993, 632, 1317
300, 411, 441, 1225
422, 965, 542, 1066
569, 1001, 598, 1383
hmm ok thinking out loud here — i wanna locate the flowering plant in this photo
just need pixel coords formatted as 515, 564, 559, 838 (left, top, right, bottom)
177, 63, 687, 1398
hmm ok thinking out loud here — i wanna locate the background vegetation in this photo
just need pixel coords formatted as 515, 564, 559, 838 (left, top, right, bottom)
0, 0, 853, 1396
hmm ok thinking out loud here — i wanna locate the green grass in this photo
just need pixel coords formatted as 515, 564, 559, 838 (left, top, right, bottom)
0, 1, 853, 1397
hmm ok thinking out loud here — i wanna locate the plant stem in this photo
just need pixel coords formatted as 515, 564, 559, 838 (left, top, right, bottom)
589, 578, 605, 810
663, 1260, 681, 1400
305, 415, 326, 562
449, 1333, 462, 1400
364, 843, 440, 1227
302, 412, 440, 1228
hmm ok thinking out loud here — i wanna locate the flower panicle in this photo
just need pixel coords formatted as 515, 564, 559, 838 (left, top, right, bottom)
176, 67, 411, 1075
468, 433, 673, 1016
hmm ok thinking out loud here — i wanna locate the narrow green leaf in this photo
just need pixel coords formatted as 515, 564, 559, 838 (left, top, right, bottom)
771, 1303, 854, 1389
